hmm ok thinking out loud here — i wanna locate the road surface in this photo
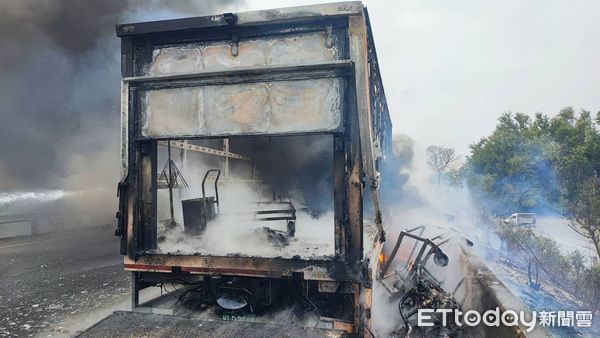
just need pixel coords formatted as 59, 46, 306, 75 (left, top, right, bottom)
0, 226, 130, 337
534, 216, 598, 266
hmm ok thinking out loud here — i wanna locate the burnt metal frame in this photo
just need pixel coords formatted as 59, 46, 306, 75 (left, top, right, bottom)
379, 226, 455, 281
200, 169, 221, 226
127, 62, 356, 274
377, 226, 468, 305
114, 7, 400, 334
119, 15, 365, 285
128, 61, 354, 140
120, 16, 350, 80
251, 201, 296, 224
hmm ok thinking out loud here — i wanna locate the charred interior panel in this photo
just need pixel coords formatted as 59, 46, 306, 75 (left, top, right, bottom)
154, 134, 336, 259
140, 78, 342, 137
144, 32, 339, 76
116, 2, 392, 334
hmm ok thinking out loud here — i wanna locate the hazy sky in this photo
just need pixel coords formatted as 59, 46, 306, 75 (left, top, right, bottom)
2, 0, 597, 190
234, 0, 599, 155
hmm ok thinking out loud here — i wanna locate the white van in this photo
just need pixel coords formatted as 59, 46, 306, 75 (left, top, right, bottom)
505, 213, 536, 227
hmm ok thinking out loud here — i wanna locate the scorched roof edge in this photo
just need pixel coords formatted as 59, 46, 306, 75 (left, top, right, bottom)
116, 1, 363, 37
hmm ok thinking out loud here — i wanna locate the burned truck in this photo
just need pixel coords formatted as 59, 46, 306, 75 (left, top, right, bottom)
113, 2, 391, 336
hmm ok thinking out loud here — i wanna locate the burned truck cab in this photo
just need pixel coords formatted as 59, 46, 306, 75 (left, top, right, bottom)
115, 2, 391, 335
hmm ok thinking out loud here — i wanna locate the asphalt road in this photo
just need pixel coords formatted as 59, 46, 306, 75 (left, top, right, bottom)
534, 216, 598, 266
0, 226, 130, 337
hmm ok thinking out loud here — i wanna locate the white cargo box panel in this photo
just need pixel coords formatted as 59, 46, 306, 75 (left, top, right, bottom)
129, 29, 347, 138
144, 32, 339, 76
140, 77, 342, 137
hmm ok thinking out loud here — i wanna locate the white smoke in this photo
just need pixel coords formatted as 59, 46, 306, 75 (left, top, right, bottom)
372, 134, 485, 335
0, 190, 69, 205
155, 137, 336, 259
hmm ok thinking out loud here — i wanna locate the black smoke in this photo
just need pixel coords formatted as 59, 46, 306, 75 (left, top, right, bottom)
0, 0, 241, 190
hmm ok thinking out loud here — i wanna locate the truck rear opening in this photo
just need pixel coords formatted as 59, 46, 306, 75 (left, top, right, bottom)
114, 2, 391, 335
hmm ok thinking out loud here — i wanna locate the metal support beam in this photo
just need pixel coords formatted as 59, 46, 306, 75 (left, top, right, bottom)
158, 140, 251, 161
132, 271, 140, 309
349, 15, 385, 243
223, 139, 230, 177
167, 141, 175, 227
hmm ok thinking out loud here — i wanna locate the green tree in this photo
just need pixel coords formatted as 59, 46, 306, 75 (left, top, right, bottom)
548, 109, 600, 258
466, 112, 558, 214
467, 108, 600, 259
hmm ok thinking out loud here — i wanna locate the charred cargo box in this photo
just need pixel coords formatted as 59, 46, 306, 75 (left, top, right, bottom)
115, 2, 391, 335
